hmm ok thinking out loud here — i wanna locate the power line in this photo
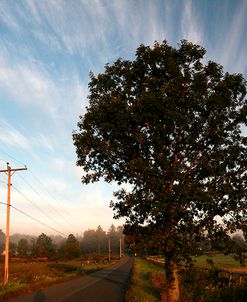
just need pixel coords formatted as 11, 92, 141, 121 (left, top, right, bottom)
0, 148, 26, 166
17, 173, 82, 234
0, 159, 8, 164
0, 201, 66, 236
0, 150, 83, 234
12, 185, 67, 232
26, 170, 83, 233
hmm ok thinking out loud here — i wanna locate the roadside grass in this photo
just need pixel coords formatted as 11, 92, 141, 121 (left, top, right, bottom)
125, 258, 164, 302
126, 255, 247, 302
0, 258, 119, 301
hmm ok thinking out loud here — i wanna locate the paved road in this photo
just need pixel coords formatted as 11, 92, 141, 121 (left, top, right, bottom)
9, 257, 133, 302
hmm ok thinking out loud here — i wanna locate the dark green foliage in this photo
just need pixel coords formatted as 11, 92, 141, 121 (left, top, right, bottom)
60, 234, 80, 259
73, 40, 246, 267
9, 242, 17, 257
81, 226, 107, 255
0, 229, 5, 254
35, 233, 54, 258
17, 239, 29, 257
81, 225, 123, 256
231, 235, 247, 266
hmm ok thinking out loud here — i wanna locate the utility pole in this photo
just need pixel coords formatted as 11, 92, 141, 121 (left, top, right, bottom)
119, 238, 122, 258
108, 237, 111, 262
0, 162, 27, 285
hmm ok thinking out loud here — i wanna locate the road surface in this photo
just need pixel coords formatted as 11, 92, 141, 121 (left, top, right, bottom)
9, 257, 133, 302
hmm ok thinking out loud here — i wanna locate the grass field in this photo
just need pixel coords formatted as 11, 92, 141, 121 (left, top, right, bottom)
194, 254, 246, 270
148, 253, 246, 271
0, 258, 119, 301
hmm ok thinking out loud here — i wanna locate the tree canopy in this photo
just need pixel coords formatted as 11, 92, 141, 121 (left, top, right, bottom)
61, 234, 80, 259
73, 40, 246, 301
35, 233, 54, 258
17, 238, 29, 257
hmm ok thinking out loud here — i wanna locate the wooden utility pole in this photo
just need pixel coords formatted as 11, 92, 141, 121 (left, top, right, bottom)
108, 238, 111, 262
119, 238, 122, 258
0, 163, 27, 285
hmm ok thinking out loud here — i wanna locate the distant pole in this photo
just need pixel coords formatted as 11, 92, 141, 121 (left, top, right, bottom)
0, 163, 27, 285
119, 238, 122, 258
108, 238, 111, 262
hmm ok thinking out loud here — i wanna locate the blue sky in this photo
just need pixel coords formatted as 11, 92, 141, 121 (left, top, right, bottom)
0, 0, 246, 237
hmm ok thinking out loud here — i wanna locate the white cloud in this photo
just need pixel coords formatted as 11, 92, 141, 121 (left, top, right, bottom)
38, 133, 55, 152
0, 119, 30, 150
0, 54, 57, 114
219, 1, 247, 74
181, 0, 204, 44
0, 4, 20, 32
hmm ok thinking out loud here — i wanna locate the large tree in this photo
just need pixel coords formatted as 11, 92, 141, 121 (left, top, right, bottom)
73, 40, 246, 301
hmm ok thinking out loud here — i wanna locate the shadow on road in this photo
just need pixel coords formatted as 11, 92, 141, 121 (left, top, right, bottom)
33, 291, 46, 302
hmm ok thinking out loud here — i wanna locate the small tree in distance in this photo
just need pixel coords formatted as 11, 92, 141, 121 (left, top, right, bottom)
35, 233, 54, 259
63, 234, 80, 259
73, 40, 246, 302
17, 238, 29, 257
231, 234, 247, 266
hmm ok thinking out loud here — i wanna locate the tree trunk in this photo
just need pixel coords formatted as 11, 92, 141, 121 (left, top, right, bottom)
162, 261, 180, 302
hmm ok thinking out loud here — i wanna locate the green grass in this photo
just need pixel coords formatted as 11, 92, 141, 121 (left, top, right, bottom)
194, 254, 243, 269
125, 258, 164, 302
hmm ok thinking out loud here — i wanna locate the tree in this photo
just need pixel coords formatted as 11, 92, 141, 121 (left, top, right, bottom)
81, 227, 108, 256
0, 229, 5, 254
96, 225, 106, 256
9, 242, 17, 257
35, 233, 54, 258
107, 224, 124, 255
17, 238, 29, 257
73, 40, 246, 302
231, 234, 247, 266
62, 234, 80, 259
81, 229, 98, 255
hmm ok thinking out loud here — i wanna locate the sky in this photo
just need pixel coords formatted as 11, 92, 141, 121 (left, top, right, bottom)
0, 0, 246, 237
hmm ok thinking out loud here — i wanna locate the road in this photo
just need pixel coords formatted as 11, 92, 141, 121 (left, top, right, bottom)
9, 257, 133, 302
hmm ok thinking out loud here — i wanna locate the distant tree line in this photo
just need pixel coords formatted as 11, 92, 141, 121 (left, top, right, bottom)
0, 224, 124, 260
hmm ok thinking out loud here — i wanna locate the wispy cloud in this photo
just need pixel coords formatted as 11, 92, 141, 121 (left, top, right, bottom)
35, 133, 55, 152
181, 0, 204, 44
0, 3, 20, 32
219, 1, 247, 74
0, 119, 30, 150
0, 54, 57, 114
